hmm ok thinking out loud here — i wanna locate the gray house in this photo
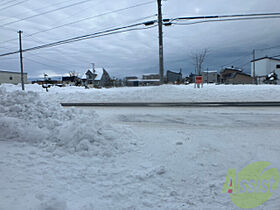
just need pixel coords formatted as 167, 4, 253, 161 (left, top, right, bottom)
0, 70, 28, 85
84, 68, 112, 88
166, 70, 182, 83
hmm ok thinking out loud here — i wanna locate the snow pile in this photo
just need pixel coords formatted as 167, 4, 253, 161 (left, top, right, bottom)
2, 84, 280, 103
0, 87, 134, 156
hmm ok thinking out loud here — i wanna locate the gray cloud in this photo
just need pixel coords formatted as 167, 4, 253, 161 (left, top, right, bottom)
0, 0, 279, 78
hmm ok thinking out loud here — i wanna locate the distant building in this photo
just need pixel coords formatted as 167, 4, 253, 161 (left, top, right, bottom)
251, 56, 280, 84
84, 68, 112, 88
125, 76, 139, 87
0, 70, 28, 85
166, 70, 182, 83
85, 70, 95, 85
62, 76, 80, 85
142, 73, 160, 80
124, 73, 161, 87
220, 67, 253, 84
202, 71, 218, 84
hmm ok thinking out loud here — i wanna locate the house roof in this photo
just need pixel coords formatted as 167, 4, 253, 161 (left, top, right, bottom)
251, 56, 280, 62
167, 70, 182, 74
85, 70, 93, 75
143, 73, 159, 76
228, 72, 251, 79
222, 66, 242, 71
0, 69, 27, 75
202, 70, 217, 73
93, 68, 104, 80
127, 79, 160, 82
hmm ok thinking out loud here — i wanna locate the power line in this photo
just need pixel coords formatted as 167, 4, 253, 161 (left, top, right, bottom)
171, 16, 280, 26
0, 21, 157, 57
24, 1, 155, 37
255, 45, 280, 51
0, 0, 21, 7
0, 26, 18, 32
220, 54, 250, 68
169, 12, 280, 22
0, 0, 29, 12
0, 0, 73, 23
0, 1, 155, 45
0, 0, 95, 27
24, 57, 64, 69
271, 54, 280, 58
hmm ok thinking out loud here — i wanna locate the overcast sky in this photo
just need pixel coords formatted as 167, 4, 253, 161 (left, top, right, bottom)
0, 0, 279, 78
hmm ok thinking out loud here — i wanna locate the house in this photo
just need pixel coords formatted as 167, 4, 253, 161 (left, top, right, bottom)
125, 76, 139, 87
202, 70, 218, 84
94, 68, 112, 87
124, 73, 161, 87
141, 73, 160, 86
251, 56, 280, 84
142, 73, 160, 80
85, 70, 95, 85
62, 76, 80, 85
166, 70, 182, 83
220, 67, 253, 84
0, 70, 28, 85
84, 67, 112, 88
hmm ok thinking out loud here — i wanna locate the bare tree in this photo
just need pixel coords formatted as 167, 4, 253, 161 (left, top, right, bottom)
192, 49, 209, 75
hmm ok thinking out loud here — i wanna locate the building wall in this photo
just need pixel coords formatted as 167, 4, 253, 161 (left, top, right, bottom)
0, 71, 27, 85
252, 59, 280, 77
202, 72, 217, 83
100, 69, 112, 87
227, 74, 253, 84
143, 74, 160, 80
269, 60, 280, 76
166, 71, 182, 83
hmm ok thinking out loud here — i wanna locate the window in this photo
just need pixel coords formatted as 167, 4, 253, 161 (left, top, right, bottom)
9, 77, 13, 80
276, 64, 280, 69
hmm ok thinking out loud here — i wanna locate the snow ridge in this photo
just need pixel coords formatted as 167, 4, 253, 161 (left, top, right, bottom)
0, 87, 134, 156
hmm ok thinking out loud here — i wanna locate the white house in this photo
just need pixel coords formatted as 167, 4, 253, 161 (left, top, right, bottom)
0, 70, 28, 85
251, 57, 280, 83
202, 70, 218, 84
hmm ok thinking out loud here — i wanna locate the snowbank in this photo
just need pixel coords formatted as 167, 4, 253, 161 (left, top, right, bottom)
0, 87, 134, 156
2, 83, 280, 103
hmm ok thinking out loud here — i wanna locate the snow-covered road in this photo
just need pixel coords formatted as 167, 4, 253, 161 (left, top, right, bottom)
1, 105, 280, 209
1, 85, 280, 209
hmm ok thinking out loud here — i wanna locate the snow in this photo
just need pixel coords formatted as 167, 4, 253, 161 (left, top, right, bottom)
1, 84, 280, 209
93, 68, 104, 81
2, 83, 280, 103
0, 87, 135, 156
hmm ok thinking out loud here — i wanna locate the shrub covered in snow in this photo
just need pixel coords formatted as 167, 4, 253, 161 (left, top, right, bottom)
0, 87, 134, 156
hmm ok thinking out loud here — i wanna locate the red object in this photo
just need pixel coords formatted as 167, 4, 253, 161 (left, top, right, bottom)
195, 76, 203, 84
228, 179, 233, 194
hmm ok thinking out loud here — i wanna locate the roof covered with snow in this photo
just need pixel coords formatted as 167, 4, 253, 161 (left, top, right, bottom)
0, 69, 27, 74
251, 56, 280, 62
93, 68, 104, 80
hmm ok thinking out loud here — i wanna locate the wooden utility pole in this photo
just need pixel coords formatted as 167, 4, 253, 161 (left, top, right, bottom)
18, 30, 25, 91
157, 0, 164, 84
252, 49, 256, 85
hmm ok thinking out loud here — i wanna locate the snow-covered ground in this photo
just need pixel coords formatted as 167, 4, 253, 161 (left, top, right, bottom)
2, 83, 280, 103
0, 84, 280, 209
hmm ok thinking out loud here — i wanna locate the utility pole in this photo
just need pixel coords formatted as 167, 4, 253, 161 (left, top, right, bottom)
18, 30, 25, 91
207, 68, 209, 84
157, 0, 164, 84
252, 49, 256, 85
